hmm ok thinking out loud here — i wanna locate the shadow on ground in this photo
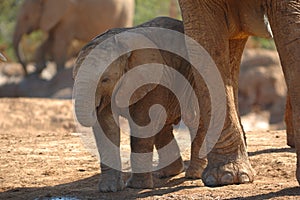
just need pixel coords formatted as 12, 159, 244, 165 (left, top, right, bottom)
0, 174, 200, 200
226, 187, 300, 200
248, 147, 295, 157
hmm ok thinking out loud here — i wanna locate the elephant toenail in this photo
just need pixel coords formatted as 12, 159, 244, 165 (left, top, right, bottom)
221, 173, 234, 185
239, 174, 250, 183
204, 175, 217, 186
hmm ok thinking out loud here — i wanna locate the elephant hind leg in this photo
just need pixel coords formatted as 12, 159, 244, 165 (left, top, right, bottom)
154, 123, 184, 178
185, 129, 207, 179
51, 28, 69, 72
34, 36, 53, 74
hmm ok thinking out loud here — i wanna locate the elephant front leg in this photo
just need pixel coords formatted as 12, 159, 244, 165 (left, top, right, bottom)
266, 0, 300, 184
93, 106, 124, 192
179, 0, 254, 186
202, 39, 254, 186
126, 135, 154, 189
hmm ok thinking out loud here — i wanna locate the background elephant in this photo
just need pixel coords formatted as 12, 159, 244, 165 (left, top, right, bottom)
239, 49, 286, 124
73, 17, 206, 192
13, 0, 134, 75
178, 0, 300, 186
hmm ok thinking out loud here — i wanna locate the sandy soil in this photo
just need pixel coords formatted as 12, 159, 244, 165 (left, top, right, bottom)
0, 98, 299, 200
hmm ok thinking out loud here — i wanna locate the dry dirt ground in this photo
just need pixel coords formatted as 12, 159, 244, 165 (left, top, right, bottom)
0, 98, 299, 200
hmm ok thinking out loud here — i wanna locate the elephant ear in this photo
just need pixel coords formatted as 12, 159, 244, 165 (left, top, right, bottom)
40, 0, 69, 32
114, 37, 166, 107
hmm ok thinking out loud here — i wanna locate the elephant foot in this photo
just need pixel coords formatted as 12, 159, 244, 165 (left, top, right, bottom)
126, 173, 153, 189
202, 154, 255, 186
185, 158, 207, 179
98, 170, 124, 192
156, 157, 184, 178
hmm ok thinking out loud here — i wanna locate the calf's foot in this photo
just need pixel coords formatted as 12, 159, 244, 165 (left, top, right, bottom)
126, 173, 153, 189
98, 169, 124, 192
156, 157, 184, 178
185, 158, 207, 179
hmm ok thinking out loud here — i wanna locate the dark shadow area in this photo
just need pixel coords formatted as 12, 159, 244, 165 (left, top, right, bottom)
0, 174, 199, 200
226, 186, 300, 200
248, 147, 295, 157
0, 67, 73, 98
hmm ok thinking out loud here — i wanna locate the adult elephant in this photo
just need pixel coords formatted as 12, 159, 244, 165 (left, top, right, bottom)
13, 0, 134, 75
178, 0, 300, 186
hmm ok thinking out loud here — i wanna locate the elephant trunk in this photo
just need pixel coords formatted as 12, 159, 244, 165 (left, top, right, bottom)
73, 53, 103, 127
0, 53, 6, 62
13, 25, 27, 74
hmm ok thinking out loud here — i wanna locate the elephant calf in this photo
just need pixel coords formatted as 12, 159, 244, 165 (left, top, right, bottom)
73, 17, 206, 192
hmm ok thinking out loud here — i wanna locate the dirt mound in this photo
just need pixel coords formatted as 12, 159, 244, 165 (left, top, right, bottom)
0, 98, 298, 199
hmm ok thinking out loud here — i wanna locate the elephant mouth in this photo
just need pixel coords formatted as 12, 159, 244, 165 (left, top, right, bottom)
96, 96, 111, 113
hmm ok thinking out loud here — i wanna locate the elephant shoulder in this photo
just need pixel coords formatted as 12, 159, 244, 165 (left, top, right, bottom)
73, 28, 129, 79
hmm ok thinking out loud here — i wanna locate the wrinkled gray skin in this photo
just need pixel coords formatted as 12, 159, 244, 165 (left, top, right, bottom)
73, 17, 206, 192
179, 0, 300, 186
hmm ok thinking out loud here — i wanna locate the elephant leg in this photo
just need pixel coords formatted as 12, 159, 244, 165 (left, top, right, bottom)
126, 134, 154, 189
202, 38, 253, 186
51, 29, 69, 72
230, 39, 248, 146
266, 0, 300, 184
185, 126, 207, 179
285, 94, 295, 147
94, 106, 124, 192
154, 123, 184, 178
179, 0, 254, 186
34, 36, 53, 74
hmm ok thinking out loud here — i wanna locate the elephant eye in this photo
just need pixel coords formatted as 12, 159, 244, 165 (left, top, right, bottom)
101, 77, 110, 83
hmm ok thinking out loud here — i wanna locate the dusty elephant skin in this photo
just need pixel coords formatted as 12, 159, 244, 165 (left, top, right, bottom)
178, 0, 300, 186
13, 0, 134, 75
73, 17, 207, 192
